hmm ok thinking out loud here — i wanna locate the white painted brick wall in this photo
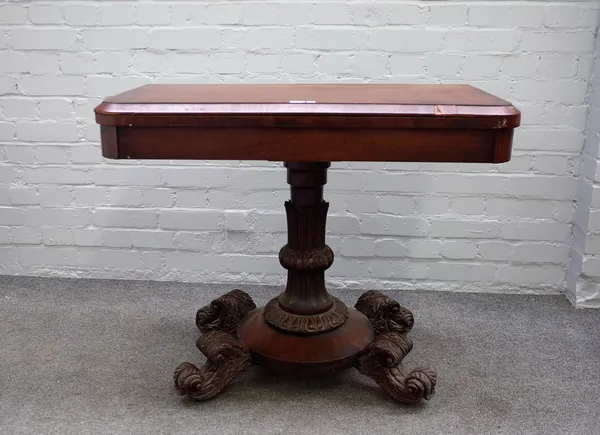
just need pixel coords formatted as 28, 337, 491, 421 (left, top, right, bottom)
1, 1, 599, 298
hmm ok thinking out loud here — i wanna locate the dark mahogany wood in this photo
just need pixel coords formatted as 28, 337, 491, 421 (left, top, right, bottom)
95, 84, 520, 404
95, 84, 520, 163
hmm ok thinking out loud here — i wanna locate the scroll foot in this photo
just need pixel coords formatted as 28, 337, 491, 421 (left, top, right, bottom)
174, 330, 252, 401
174, 289, 256, 401
354, 291, 437, 404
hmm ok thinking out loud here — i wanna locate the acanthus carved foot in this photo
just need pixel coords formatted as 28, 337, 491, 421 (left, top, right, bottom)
174, 330, 252, 401
355, 291, 437, 404
355, 290, 414, 334
174, 290, 256, 401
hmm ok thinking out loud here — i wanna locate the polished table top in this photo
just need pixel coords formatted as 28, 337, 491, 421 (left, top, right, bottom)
95, 84, 520, 163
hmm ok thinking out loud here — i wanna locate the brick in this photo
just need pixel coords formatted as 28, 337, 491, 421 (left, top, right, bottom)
29, 4, 63, 24
142, 190, 173, 208
27, 208, 89, 227
0, 207, 25, 225
502, 222, 570, 242
11, 227, 42, 245
93, 209, 157, 229
317, 53, 352, 74
242, 4, 280, 25
83, 29, 150, 50
379, 196, 414, 215
0, 52, 26, 73
93, 167, 161, 187
313, 4, 350, 24
43, 228, 73, 246
11, 29, 76, 50
98, 4, 135, 25
64, 5, 99, 25
26, 53, 60, 74
71, 146, 101, 164
434, 175, 507, 195
177, 191, 208, 208
340, 237, 375, 257
18, 247, 79, 266
36, 147, 72, 164
282, 54, 316, 74
353, 53, 388, 77
0, 77, 16, 94
328, 215, 361, 235
74, 187, 107, 206
461, 55, 503, 79
374, 239, 408, 258
430, 220, 501, 239
209, 53, 245, 74
61, 52, 131, 74
445, 30, 519, 52
133, 52, 170, 73
4, 146, 33, 164
23, 168, 90, 185
163, 167, 229, 188
20, 76, 85, 96
425, 53, 463, 76
166, 252, 230, 272
86, 76, 151, 98
16, 122, 79, 142
505, 176, 577, 200
515, 129, 583, 152
73, 229, 102, 247
0, 122, 15, 141
136, 4, 170, 25
39, 187, 72, 207
298, 28, 367, 51
544, 5, 597, 28
222, 28, 294, 50
2, 98, 37, 119
109, 188, 142, 207
160, 210, 222, 230
10, 188, 39, 206
538, 55, 578, 78
469, 5, 543, 28
0, 166, 18, 183
429, 262, 497, 282
451, 197, 486, 215
204, 3, 242, 24
514, 243, 569, 264
38, 99, 73, 120
498, 265, 565, 284
0, 4, 27, 24
388, 4, 424, 25
79, 250, 142, 269
175, 231, 221, 252
328, 171, 366, 191
502, 55, 538, 78
346, 194, 379, 213
369, 29, 443, 52
131, 231, 175, 249
102, 230, 132, 248
361, 216, 428, 236
389, 55, 425, 76
486, 199, 557, 220
583, 258, 600, 278
365, 173, 433, 193
442, 241, 477, 260
533, 155, 570, 175
521, 32, 594, 53
478, 242, 514, 261
171, 4, 205, 25
429, 5, 468, 27
253, 213, 287, 233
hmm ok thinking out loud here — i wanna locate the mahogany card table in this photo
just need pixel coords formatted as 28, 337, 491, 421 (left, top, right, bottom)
95, 84, 520, 404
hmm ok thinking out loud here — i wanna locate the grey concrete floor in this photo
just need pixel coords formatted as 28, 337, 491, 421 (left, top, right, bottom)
1, 276, 599, 435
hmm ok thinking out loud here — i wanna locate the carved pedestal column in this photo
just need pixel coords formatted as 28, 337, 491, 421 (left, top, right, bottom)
175, 162, 437, 403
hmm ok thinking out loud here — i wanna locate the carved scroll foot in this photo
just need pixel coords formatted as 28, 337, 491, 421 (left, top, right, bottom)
174, 290, 256, 401
355, 291, 437, 404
